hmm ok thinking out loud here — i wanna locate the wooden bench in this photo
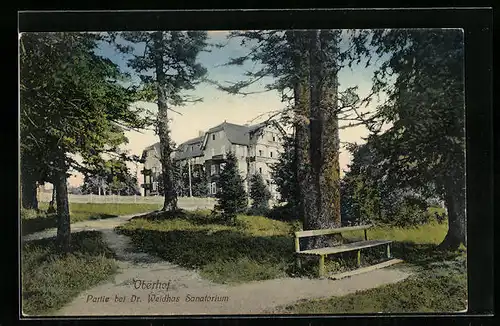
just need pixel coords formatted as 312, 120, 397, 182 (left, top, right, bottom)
294, 225, 393, 278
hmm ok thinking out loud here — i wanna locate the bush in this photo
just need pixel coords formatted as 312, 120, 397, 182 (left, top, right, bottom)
266, 203, 300, 222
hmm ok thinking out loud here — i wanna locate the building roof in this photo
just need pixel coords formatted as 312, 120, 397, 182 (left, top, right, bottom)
174, 136, 204, 160
142, 119, 286, 161
204, 121, 269, 147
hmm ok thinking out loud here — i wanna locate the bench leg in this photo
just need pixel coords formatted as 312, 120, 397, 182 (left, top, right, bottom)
357, 250, 361, 267
318, 255, 325, 278
386, 243, 391, 258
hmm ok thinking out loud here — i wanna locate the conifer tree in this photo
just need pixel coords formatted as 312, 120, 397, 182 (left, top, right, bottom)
249, 173, 272, 214
214, 152, 247, 224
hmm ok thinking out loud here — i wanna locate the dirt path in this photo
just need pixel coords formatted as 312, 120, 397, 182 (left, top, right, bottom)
23, 214, 413, 315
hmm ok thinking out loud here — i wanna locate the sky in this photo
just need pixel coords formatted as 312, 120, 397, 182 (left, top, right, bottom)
68, 30, 387, 187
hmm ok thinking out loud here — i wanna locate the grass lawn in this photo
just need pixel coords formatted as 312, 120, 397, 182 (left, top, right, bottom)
21, 202, 160, 236
21, 231, 118, 316
117, 208, 467, 313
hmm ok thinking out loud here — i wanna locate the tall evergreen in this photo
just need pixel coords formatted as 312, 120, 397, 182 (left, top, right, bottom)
114, 31, 208, 212
249, 173, 272, 213
214, 152, 247, 224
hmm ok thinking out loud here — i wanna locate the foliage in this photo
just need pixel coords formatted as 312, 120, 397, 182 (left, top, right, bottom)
20, 32, 148, 183
114, 31, 209, 211
341, 142, 432, 227
270, 135, 299, 211
213, 152, 248, 224
21, 231, 118, 315
357, 29, 466, 249
266, 203, 301, 222
191, 164, 209, 197
20, 32, 149, 250
248, 173, 272, 215
80, 159, 140, 196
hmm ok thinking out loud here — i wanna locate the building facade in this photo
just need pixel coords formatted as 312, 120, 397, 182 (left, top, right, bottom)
140, 121, 286, 199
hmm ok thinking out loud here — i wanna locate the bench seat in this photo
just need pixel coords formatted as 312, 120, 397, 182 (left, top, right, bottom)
298, 239, 393, 256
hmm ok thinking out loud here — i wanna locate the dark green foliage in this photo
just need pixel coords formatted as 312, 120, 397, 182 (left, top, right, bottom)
355, 29, 466, 249
341, 142, 431, 227
213, 152, 248, 224
266, 203, 301, 222
270, 135, 300, 213
20, 32, 148, 251
114, 31, 208, 211
191, 165, 209, 197
248, 173, 271, 215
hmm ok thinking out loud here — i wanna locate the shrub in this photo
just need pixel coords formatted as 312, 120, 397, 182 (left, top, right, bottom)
266, 203, 300, 221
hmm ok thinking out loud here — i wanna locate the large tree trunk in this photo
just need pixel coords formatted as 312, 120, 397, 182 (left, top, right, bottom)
154, 31, 178, 212
288, 31, 316, 230
439, 175, 466, 250
306, 30, 342, 249
20, 161, 39, 210
318, 30, 342, 228
54, 168, 71, 253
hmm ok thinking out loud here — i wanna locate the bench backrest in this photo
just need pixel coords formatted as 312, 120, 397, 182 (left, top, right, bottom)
294, 224, 373, 252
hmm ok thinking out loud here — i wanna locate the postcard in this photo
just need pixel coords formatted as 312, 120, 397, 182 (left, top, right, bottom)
20, 28, 467, 317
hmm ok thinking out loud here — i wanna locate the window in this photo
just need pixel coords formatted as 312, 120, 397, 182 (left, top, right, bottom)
211, 182, 217, 194
152, 182, 158, 191
272, 135, 276, 142
259, 167, 262, 174
259, 150, 263, 156
190, 145, 193, 151
211, 165, 216, 176
270, 151, 273, 158
212, 134, 215, 140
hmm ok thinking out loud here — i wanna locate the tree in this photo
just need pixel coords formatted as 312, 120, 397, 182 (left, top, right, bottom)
214, 152, 247, 224
270, 134, 300, 213
20, 32, 147, 252
341, 142, 431, 227
191, 164, 208, 197
358, 29, 466, 250
81, 159, 140, 195
249, 173, 271, 214
114, 31, 208, 212
211, 30, 372, 248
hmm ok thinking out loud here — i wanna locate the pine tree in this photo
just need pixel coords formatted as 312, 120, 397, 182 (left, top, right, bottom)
270, 134, 300, 213
114, 31, 208, 212
249, 173, 272, 214
214, 152, 247, 224
20, 32, 147, 252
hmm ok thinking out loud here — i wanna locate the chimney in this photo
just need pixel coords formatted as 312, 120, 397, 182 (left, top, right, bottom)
198, 130, 204, 137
